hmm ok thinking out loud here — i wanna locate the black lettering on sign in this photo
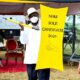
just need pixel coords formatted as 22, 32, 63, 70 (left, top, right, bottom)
49, 22, 57, 25
49, 15, 58, 18
48, 34, 57, 38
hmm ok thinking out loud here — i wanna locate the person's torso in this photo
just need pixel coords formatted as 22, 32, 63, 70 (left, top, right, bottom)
24, 22, 41, 64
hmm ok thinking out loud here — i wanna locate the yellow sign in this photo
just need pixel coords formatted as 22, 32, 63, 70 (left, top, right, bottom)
0, 0, 47, 3
36, 4, 68, 71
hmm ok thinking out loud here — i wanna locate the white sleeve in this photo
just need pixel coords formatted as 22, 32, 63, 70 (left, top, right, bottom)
20, 30, 28, 44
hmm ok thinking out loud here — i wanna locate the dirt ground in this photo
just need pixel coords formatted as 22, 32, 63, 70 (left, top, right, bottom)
0, 51, 80, 80
0, 65, 80, 80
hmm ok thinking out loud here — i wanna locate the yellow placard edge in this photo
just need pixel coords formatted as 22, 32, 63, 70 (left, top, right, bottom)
0, 1, 52, 4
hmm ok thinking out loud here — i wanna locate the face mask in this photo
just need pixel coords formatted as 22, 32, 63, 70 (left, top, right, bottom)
30, 17, 39, 23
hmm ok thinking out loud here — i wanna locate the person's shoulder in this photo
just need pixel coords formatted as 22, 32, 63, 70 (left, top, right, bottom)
21, 27, 29, 35
24, 27, 30, 31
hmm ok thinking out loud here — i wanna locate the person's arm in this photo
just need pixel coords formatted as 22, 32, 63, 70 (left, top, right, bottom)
20, 30, 28, 45
19, 22, 24, 31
